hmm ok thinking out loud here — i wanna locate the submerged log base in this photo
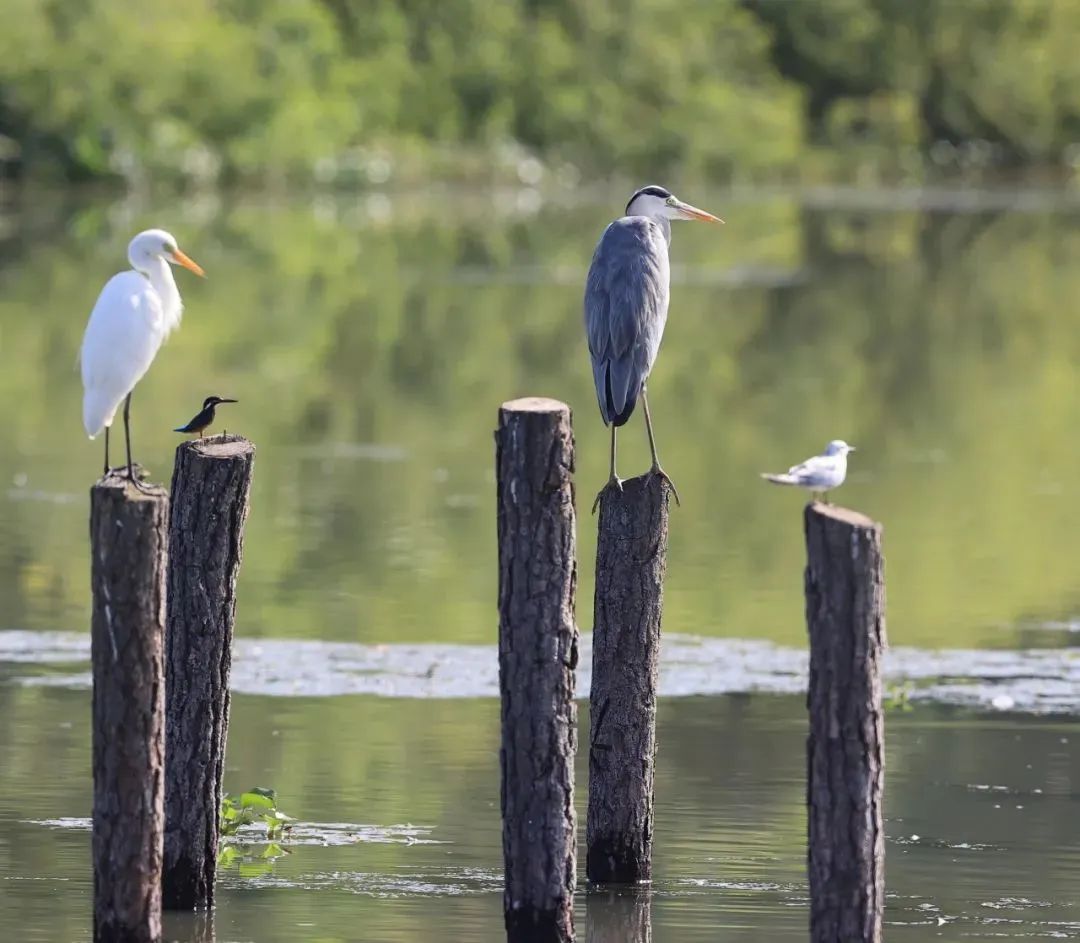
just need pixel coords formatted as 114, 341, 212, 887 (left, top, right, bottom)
804, 502, 886, 943
496, 398, 578, 943
587, 473, 670, 885
164, 436, 255, 911
90, 477, 169, 943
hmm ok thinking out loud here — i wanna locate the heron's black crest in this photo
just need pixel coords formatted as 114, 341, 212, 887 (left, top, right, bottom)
625, 185, 672, 215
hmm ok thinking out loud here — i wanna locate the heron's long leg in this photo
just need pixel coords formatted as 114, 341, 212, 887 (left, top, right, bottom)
591, 424, 624, 514
641, 389, 681, 506
103, 426, 110, 477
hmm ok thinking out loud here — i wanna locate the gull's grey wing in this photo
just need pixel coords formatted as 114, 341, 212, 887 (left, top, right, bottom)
584, 217, 671, 426
787, 454, 842, 487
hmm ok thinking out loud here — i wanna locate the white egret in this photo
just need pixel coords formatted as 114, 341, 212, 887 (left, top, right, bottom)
80, 229, 205, 484
761, 440, 856, 503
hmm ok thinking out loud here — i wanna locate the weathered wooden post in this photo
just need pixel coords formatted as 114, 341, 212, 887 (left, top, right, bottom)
586, 887, 652, 943
495, 398, 578, 943
163, 436, 255, 911
90, 475, 169, 943
587, 475, 670, 884
804, 503, 886, 943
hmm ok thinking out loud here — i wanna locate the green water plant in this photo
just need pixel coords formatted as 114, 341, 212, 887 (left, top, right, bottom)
220, 786, 292, 840
218, 787, 293, 873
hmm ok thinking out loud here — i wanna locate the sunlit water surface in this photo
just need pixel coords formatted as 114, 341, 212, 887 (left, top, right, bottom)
2, 186, 1080, 940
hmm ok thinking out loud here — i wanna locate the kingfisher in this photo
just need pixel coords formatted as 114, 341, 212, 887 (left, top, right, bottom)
174, 396, 237, 438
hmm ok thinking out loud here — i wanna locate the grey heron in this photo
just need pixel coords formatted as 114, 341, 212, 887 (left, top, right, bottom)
584, 185, 723, 512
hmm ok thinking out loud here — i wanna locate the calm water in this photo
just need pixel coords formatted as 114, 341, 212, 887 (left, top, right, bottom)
2, 185, 1080, 940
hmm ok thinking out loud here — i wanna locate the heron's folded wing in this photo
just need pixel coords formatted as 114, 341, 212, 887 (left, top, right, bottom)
584, 218, 670, 420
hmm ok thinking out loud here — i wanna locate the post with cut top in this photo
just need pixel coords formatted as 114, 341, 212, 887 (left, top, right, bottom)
163, 435, 255, 911
496, 398, 578, 943
804, 503, 886, 943
90, 474, 169, 943
587, 474, 671, 884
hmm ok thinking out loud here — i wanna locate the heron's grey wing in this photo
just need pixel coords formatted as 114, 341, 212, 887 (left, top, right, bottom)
584, 218, 670, 424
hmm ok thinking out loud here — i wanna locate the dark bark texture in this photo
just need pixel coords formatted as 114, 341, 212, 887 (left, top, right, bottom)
90, 476, 169, 943
586, 888, 652, 943
587, 473, 670, 884
495, 398, 578, 943
804, 503, 886, 943
163, 436, 255, 911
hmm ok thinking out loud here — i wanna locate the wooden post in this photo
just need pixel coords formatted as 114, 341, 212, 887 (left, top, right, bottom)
90, 476, 169, 943
587, 474, 670, 884
496, 398, 578, 943
586, 888, 652, 943
163, 436, 255, 911
804, 503, 886, 943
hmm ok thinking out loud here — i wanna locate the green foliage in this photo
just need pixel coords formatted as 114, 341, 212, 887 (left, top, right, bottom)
748, 0, 1080, 171
220, 786, 292, 840
3, 0, 1077, 182
0, 0, 793, 182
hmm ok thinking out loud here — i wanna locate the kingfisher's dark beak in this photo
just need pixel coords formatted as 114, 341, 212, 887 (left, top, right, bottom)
218, 399, 238, 404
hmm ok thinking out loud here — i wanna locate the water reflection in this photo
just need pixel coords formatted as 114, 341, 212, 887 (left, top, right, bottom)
2, 190, 1080, 650
586, 887, 651, 943
162, 911, 214, 943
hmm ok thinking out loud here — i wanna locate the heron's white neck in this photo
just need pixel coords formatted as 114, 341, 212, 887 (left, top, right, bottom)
651, 216, 672, 245
138, 256, 183, 332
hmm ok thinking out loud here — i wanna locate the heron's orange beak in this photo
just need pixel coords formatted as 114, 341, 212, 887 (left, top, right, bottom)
170, 248, 206, 277
677, 202, 724, 224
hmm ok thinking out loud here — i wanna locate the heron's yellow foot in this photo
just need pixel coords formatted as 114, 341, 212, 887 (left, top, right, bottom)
591, 475, 624, 515
649, 464, 681, 507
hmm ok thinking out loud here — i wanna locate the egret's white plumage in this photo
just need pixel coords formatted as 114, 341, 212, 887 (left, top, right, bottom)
79, 229, 204, 475
761, 440, 856, 500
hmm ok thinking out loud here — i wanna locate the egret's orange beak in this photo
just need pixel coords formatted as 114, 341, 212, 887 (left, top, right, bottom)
170, 248, 206, 277
677, 202, 724, 224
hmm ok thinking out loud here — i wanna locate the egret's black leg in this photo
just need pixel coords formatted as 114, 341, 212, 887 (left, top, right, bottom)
641, 388, 680, 506
591, 423, 624, 514
123, 392, 153, 493
103, 426, 110, 477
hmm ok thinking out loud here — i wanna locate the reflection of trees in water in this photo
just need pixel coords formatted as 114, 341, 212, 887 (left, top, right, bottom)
3, 195, 1080, 648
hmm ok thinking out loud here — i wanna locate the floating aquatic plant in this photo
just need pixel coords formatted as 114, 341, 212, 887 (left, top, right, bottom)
219, 786, 292, 871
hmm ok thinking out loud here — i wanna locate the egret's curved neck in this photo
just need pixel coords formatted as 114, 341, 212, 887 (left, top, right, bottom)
653, 215, 672, 246
138, 256, 181, 321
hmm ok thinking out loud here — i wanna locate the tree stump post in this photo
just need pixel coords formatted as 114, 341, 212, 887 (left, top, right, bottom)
804, 503, 886, 943
586, 887, 652, 943
495, 398, 578, 943
587, 475, 670, 884
90, 475, 169, 943
163, 436, 255, 911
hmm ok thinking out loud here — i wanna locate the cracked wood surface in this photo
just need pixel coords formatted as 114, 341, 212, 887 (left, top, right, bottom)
804, 502, 886, 943
587, 473, 670, 884
163, 436, 255, 911
496, 398, 578, 943
90, 475, 168, 943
